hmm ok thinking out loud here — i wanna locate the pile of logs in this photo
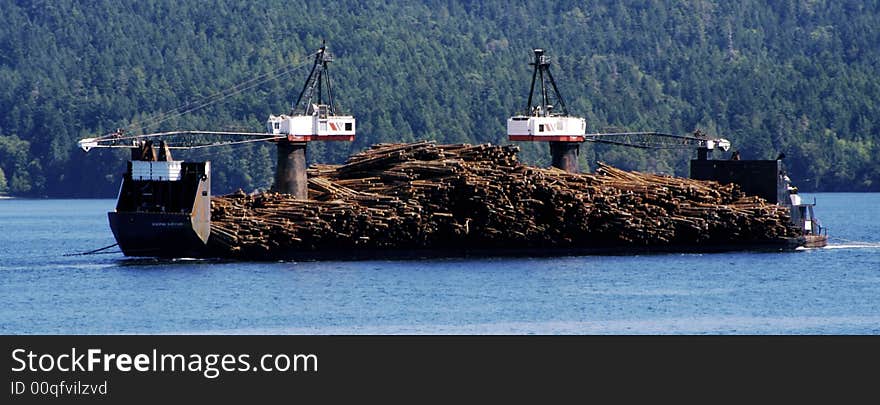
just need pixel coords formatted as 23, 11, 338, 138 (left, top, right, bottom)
208, 141, 800, 258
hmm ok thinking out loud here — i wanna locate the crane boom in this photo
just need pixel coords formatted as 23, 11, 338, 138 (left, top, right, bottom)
78, 130, 284, 152
584, 131, 731, 151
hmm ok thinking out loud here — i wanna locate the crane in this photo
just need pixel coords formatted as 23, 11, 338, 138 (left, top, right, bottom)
78, 43, 355, 199
507, 49, 730, 172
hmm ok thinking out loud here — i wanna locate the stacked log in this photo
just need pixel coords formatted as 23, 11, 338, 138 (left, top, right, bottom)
208, 142, 800, 258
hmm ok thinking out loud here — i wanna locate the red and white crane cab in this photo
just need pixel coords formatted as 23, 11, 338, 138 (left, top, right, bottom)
267, 109, 356, 142
267, 44, 356, 143
507, 115, 586, 142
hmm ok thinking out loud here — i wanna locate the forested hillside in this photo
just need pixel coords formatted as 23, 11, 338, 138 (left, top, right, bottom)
1, 0, 878, 197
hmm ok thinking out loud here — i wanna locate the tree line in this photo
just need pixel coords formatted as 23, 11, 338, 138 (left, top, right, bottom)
1, 0, 878, 197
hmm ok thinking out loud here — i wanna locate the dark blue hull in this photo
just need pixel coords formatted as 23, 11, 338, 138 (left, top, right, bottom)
108, 212, 209, 258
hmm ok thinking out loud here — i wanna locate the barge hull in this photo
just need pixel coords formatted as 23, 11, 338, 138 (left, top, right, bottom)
205, 235, 805, 261
109, 212, 210, 258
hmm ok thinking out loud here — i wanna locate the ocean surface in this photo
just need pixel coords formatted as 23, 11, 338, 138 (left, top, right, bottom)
1, 193, 878, 334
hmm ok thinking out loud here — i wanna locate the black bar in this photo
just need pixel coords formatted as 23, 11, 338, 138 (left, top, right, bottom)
526, 60, 538, 114
3, 335, 875, 402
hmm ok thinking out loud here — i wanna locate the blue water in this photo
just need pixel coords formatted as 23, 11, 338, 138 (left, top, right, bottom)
1, 193, 878, 334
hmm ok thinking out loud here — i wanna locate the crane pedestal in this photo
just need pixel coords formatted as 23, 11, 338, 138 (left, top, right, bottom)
549, 141, 580, 173
275, 141, 308, 199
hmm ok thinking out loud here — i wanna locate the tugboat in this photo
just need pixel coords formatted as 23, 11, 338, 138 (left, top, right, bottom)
783, 185, 827, 248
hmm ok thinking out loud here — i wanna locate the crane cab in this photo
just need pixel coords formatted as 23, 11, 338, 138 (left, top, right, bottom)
267, 104, 355, 142
507, 114, 586, 142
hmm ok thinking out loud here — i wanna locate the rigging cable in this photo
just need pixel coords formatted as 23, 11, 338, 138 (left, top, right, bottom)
173, 136, 284, 150
112, 50, 322, 137
63, 243, 120, 257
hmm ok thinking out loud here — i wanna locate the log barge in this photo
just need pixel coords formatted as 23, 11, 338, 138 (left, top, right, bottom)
79, 45, 825, 259
204, 141, 813, 260
99, 139, 821, 260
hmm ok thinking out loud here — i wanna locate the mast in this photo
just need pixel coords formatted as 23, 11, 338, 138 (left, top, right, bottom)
292, 43, 336, 116
526, 49, 568, 116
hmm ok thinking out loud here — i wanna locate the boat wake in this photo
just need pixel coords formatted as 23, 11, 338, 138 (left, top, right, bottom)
116, 257, 229, 267
822, 243, 880, 250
